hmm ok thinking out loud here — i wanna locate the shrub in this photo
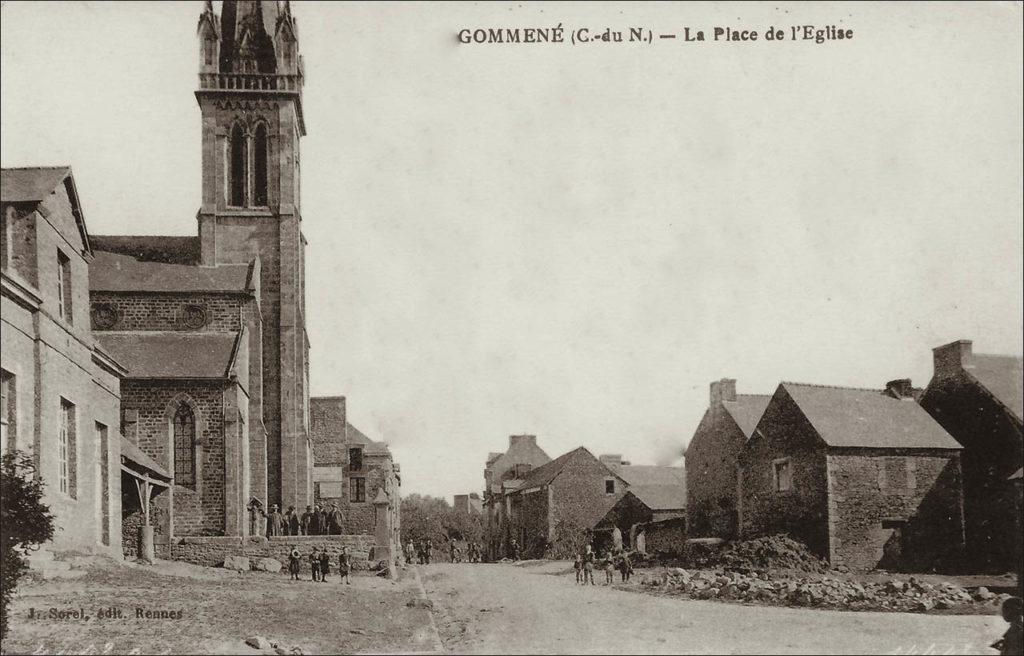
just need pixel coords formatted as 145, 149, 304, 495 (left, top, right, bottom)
1, 451, 55, 639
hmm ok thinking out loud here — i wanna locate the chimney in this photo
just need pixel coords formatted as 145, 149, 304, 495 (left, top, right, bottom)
599, 454, 624, 471
884, 378, 915, 400
710, 378, 737, 404
933, 340, 973, 378
509, 434, 537, 449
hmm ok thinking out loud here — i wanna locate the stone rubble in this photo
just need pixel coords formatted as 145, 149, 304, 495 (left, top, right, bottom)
636, 568, 1013, 613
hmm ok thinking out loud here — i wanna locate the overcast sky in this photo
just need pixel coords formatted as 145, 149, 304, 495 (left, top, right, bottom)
2, 1, 1021, 502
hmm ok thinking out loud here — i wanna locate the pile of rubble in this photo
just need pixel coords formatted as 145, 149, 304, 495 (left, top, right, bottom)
719, 535, 828, 573
638, 568, 1012, 613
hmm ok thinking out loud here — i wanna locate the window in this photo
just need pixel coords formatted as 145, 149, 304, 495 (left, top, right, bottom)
350, 476, 366, 503
59, 399, 76, 497
204, 37, 215, 66
56, 250, 72, 322
349, 447, 363, 471
95, 422, 110, 545
173, 404, 196, 486
772, 458, 792, 492
253, 123, 268, 206
605, 479, 616, 495
1, 370, 14, 452
229, 123, 247, 207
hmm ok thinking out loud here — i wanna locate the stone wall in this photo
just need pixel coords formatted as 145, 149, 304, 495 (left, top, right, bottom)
827, 450, 964, 572
89, 291, 247, 333
171, 534, 380, 569
686, 404, 744, 539
640, 517, 687, 555
121, 380, 230, 536
739, 390, 830, 558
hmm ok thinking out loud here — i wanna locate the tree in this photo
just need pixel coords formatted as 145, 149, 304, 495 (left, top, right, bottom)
400, 494, 486, 555
1, 451, 55, 638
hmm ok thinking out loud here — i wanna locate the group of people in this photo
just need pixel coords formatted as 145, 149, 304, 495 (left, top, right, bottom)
264, 503, 346, 537
449, 539, 483, 563
403, 538, 484, 564
573, 545, 633, 586
286, 545, 352, 584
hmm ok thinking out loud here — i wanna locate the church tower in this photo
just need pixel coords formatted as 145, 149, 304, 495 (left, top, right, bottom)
195, 0, 312, 510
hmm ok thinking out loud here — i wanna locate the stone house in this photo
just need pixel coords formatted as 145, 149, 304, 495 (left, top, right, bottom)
482, 434, 551, 560
594, 482, 687, 551
309, 396, 401, 552
1, 166, 168, 557
70, 0, 315, 554
685, 379, 770, 539
919, 339, 1023, 571
739, 381, 965, 572
504, 447, 631, 558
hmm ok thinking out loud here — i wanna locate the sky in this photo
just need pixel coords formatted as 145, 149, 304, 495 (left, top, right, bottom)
2, 1, 1022, 502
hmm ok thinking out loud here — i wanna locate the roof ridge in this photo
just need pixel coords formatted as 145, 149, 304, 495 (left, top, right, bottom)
1, 165, 70, 170
782, 381, 884, 393
972, 352, 1024, 361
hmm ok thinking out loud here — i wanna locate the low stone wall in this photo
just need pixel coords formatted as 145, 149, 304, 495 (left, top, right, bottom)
171, 534, 380, 569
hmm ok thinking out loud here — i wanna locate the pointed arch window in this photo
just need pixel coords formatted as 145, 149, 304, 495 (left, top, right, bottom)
173, 404, 196, 486
254, 123, 268, 206
229, 123, 247, 207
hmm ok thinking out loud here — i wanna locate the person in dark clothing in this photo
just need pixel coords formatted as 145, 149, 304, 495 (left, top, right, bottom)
319, 549, 331, 582
310, 505, 323, 536
423, 540, 433, 565
338, 546, 352, 585
300, 505, 314, 536
327, 504, 344, 535
266, 504, 283, 537
287, 546, 302, 581
993, 596, 1023, 656
287, 505, 300, 536
310, 547, 321, 582
510, 538, 520, 561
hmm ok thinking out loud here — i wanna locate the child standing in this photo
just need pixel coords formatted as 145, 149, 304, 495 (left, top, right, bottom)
617, 551, 633, 583
319, 549, 331, 583
603, 552, 614, 585
287, 545, 301, 581
582, 545, 595, 585
573, 553, 582, 585
338, 546, 352, 585
309, 547, 321, 582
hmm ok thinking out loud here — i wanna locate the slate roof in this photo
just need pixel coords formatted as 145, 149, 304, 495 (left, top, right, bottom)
515, 447, 589, 490
628, 484, 687, 510
120, 435, 172, 482
91, 235, 201, 265
723, 394, 772, 438
618, 464, 685, 488
346, 421, 391, 456
95, 332, 240, 379
487, 438, 552, 493
1, 166, 71, 202
968, 354, 1024, 422
780, 382, 961, 450
90, 250, 252, 293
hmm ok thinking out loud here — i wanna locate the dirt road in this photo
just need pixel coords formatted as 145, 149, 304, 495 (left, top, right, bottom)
419, 561, 1005, 655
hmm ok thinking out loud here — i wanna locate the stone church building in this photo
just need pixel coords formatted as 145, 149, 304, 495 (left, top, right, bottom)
86, 0, 314, 545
